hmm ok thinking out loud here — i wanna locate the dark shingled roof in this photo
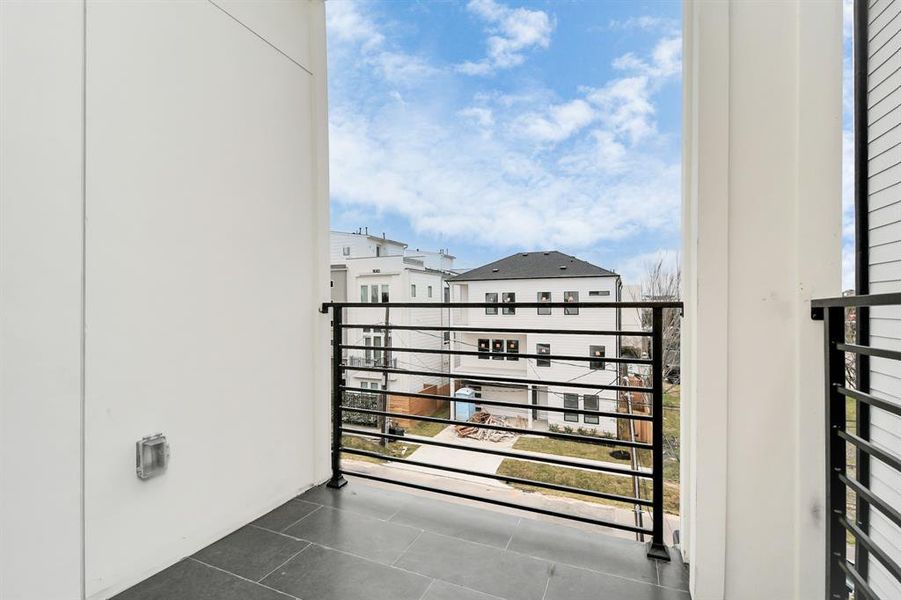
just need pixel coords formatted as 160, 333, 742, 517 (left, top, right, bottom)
451, 251, 617, 282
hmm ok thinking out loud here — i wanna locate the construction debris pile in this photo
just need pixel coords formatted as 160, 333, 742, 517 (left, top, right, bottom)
454, 411, 517, 442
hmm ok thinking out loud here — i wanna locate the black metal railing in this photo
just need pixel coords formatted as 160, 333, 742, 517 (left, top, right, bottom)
321, 300, 682, 560
812, 293, 901, 599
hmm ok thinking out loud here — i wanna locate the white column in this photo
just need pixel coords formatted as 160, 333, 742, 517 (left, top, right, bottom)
682, 1, 842, 598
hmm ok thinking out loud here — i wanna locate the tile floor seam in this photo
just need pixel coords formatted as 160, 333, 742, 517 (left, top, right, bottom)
392, 528, 426, 567
427, 528, 674, 588
250, 523, 312, 544
298, 539, 525, 600
539, 575, 551, 600
552, 558, 683, 591
503, 518, 522, 551
302, 486, 687, 593
416, 578, 436, 600
186, 556, 301, 600
256, 542, 312, 583
277, 503, 324, 533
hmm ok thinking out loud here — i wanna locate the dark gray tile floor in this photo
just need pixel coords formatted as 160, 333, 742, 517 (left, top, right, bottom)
112, 480, 690, 600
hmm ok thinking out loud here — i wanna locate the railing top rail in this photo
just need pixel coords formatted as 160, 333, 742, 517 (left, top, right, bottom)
322, 300, 683, 310
811, 291, 901, 308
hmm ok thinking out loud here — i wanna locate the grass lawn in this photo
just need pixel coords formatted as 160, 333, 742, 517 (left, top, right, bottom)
496, 458, 680, 515
514, 387, 681, 477
340, 434, 420, 464
405, 403, 451, 437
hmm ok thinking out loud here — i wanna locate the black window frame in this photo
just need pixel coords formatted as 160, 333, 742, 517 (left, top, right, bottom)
536, 343, 551, 367
478, 338, 490, 359
590, 345, 606, 370
563, 394, 580, 423
492, 339, 505, 359
502, 292, 516, 315
537, 291, 552, 315
583, 395, 600, 425
485, 293, 498, 315
564, 291, 579, 315
506, 339, 519, 361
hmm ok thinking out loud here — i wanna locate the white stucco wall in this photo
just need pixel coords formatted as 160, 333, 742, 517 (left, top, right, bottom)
0, 2, 330, 599
682, 1, 842, 599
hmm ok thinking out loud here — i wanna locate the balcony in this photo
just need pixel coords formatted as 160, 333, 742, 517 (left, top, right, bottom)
112, 478, 688, 600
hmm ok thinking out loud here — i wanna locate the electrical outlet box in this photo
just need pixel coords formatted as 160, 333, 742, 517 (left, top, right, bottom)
136, 434, 169, 480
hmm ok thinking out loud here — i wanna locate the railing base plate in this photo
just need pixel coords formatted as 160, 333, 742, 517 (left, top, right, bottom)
646, 542, 671, 561
326, 475, 348, 489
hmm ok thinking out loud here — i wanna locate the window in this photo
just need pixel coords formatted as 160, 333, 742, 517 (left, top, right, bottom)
485, 293, 498, 315
588, 290, 610, 297
371, 284, 379, 304
375, 245, 382, 257
444, 287, 450, 302
380, 285, 390, 303
342, 246, 351, 256
583, 395, 600, 425
361, 285, 369, 303
492, 339, 505, 359
563, 394, 579, 422
590, 345, 606, 370
564, 291, 579, 315
364, 336, 372, 362
478, 339, 490, 359
428, 285, 433, 298
373, 335, 383, 363
537, 291, 551, 315
506, 339, 519, 361
536, 343, 551, 367
443, 331, 450, 344
502, 292, 516, 314
411, 284, 416, 297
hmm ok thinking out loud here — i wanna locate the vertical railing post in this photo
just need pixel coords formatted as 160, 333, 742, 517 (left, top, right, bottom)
825, 306, 847, 598
647, 306, 670, 560
327, 305, 347, 489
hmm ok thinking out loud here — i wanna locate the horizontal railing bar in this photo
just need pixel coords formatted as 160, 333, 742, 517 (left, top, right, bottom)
837, 386, 901, 418
341, 323, 653, 337
342, 364, 653, 393
841, 517, 901, 584
812, 292, 901, 308
340, 385, 654, 420
341, 344, 653, 365
340, 427, 654, 469
838, 430, 901, 473
837, 342, 901, 362
840, 474, 901, 531
340, 447, 653, 504
838, 560, 879, 600
325, 301, 682, 309
341, 406, 653, 450
339, 470, 654, 535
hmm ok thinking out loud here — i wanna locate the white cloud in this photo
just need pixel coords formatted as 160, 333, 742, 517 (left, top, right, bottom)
457, 0, 554, 75
327, 1, 682, 258
327, 1, 438, 84
513, 99, 596, 143
608, 16, 679, 35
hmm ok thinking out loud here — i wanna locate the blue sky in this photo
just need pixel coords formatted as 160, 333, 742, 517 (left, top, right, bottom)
327, 0, 853, 286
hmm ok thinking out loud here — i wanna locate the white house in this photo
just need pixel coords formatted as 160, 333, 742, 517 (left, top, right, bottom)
330, 232, 456, 419
447, 251, 622, 434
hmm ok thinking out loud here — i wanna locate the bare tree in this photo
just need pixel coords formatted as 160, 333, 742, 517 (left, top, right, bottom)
637, 257, 682, 390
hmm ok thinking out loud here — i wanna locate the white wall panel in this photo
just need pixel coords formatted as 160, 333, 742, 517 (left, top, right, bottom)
0, 2, 86, 599
82, 1, 327, 597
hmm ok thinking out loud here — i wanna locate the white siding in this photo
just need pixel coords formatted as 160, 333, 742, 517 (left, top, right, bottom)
449, 276, 620, 434
867, 2, 901, 594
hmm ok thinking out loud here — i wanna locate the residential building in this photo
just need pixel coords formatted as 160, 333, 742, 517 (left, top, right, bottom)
447, 251, 622, 434
330, 232, 456, 425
